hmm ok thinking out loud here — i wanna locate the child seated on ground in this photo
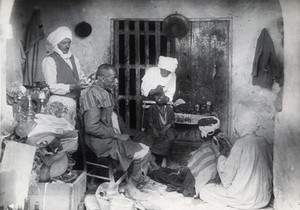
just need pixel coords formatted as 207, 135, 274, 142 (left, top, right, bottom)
143, 91, 176, 167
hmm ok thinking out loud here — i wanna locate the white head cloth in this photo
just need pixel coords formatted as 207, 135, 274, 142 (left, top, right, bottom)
234, 110, 261, 136
158, 56, 178, 73
198, 116, 220, 138
46, 26, 72, 52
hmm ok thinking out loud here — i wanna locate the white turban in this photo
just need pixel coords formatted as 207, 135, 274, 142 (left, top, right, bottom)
234, 110, 261, 136
46, 26, 72, 52
158, 56, 178, 73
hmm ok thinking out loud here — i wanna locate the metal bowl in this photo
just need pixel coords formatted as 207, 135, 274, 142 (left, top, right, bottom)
163, 13, 189, 39
75, 21, 92, 38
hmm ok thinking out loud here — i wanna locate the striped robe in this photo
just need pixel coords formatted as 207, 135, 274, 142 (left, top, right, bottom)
187, 141, 217, 195
80, 82, 144, 172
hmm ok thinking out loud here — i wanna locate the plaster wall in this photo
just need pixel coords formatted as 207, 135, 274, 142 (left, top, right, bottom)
7, 0, 282, 141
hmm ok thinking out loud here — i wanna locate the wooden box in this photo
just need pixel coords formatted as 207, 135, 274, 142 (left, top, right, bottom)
28, 171, 86, 210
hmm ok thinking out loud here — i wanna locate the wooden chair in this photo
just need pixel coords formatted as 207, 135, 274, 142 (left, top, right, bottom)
77, 113, 127, 183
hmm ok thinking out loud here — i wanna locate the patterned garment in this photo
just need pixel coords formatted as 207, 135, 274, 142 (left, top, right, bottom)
187, 134, 232, 195
143, 104, 176, 156
187, 141, 217, 195
80, 82, 149, 179
148, 104, 175, 130
80, 82, 115, 113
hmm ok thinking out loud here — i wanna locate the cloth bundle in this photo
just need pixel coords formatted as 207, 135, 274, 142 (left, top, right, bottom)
27, 113, 78, 182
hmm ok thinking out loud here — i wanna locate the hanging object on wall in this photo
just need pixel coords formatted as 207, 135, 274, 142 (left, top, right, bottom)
23, 9, 45, 87
75, 21, 92, 37
163, 13, 189, 39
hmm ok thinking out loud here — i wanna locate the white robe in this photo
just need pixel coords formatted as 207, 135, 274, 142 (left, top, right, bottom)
141, 67, 176, 101
200, 134, 273, 209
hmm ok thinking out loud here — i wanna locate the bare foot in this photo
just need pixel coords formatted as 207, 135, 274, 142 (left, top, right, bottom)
124, 180, 144, 199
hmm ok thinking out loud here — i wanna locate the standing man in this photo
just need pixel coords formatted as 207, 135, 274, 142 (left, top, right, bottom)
42, 26, 87, 125
141, 56, 178, 102
80, 64, 150, 193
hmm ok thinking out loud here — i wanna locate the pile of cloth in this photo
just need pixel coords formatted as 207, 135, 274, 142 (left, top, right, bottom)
25, 102, 78, 182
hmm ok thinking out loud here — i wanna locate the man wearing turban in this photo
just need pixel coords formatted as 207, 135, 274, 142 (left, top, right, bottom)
141, 56, 178, 102
199, 110, 273, 209
42, 26, 87, 125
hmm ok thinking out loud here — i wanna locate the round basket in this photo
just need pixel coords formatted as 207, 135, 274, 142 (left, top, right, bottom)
198, 116, 220, 138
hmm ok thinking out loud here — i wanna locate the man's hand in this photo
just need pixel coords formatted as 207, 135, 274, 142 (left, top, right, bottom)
148, 85, 165, 97
156, 85, 164, 93
211, 137, 221, 158
70, 83, 89, 91
114, 133, 130, 141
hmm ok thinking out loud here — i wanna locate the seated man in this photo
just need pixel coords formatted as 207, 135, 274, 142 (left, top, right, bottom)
199, 110, 273, 209
188, 116, 231, 197
80, 64, 150, 192
141, 56, 178, 102
143, 91, 176, 167
147, 116, 231, 198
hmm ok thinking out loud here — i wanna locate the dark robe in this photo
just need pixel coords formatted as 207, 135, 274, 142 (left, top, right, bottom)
23, 9, 45, 86
143, 104, 176, 156
252, 28, 281, 89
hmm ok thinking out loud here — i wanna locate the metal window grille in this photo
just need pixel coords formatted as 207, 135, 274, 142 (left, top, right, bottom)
112, 19, 170, 130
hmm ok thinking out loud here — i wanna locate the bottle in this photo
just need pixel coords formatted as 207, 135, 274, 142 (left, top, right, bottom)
23, 198, 29, 210
34, 201, 40, 210
195, 104, 200, 114
206, 101, 211, 112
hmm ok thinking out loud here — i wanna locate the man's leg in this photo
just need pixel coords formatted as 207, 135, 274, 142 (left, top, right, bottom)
124, 144, 151, 197
130, 144, 151, 186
